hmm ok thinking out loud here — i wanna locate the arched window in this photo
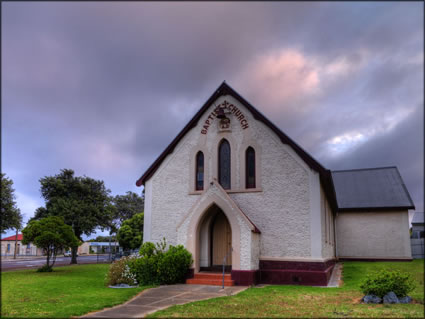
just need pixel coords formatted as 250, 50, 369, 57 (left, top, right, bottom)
218, 139, 231, 189
195, 151, 204, 191
246, 147, 256, 188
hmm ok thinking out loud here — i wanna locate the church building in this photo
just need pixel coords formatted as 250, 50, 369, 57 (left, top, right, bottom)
136, 82, 415, 286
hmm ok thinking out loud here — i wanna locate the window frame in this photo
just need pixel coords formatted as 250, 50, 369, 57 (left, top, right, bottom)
245, 146, 256, 189
195, 151, 204, 191
218, 139, 231, 190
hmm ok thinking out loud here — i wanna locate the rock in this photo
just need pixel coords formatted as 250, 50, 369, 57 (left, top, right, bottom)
398, 296, 412, 304
109, 283, 137, 288
383, 292, 399, 304
362, 294, 382, 304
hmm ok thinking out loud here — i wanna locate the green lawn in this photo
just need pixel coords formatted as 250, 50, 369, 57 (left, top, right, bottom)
149, 260, 424, 318
1, 264, 148, 318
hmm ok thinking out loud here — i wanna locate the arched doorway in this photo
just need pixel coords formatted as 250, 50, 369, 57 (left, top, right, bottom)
198, 205, 232, 272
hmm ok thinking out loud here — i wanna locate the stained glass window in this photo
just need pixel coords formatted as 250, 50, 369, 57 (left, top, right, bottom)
246, 147, 256, 188
196, 151, 204, 190
218, 140, 231, 189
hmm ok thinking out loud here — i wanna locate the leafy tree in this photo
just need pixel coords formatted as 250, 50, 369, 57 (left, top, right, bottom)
117, 213, 144, 251
1, 173, 23, 233
113, 191, 144, 224
108, 191, 144, 234
106, 191, 144, 258
22, 216, 79, 271
87, 235, 116, 242
32, 169, 112, 264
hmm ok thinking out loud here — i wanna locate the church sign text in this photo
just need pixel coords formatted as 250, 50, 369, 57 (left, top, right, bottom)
201, 100, 249, 134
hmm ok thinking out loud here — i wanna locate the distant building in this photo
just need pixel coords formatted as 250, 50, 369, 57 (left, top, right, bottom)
78, 242, 121, 255
411, 212, 424, 259
1, 234, 43, 257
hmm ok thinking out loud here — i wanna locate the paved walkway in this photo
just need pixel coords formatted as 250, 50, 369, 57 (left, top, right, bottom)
327, 262, 343, 288
82, 284, 248, 318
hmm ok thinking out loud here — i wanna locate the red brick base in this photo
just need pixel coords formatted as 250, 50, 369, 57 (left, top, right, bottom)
230, 259, 336, 286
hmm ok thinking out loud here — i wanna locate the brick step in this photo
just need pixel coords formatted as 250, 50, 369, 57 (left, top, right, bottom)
186, 278, 235, 286
192, 272, 232, 280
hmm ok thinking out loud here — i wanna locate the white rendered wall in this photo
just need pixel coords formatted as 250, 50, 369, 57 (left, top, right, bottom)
320, 186, 335, 259
146, 94, 323, 266
143, 179, 153, 243
336, 210, 412, 259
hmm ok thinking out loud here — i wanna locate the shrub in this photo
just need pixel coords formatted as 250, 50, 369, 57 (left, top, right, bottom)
158, 245, 193, 284
105, 256, 138, 286
128, 239, 193, 285
127, 253, 160, 285
37, 265, 53, 272
360, 269, 415, 298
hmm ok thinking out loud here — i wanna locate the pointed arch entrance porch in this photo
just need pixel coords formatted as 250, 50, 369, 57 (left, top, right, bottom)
176, 180, 261, 273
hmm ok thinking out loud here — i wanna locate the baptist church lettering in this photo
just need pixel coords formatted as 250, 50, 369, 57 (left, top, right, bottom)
201, 100, 249, 134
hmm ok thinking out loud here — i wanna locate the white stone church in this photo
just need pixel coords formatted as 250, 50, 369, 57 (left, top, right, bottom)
136, 82, 414, 286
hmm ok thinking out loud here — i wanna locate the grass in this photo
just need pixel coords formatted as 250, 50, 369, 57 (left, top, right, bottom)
148, 260, 424, 318
1, 263, 148, 318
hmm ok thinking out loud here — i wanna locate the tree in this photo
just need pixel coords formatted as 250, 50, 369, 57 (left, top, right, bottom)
32, 169, 112, 264
22, 216, 79, 271
113, 191, 144, 224
87, 235, 116, 242
1, 173, 23, 233
117, 213, 144, 251
106, 191, 144, 259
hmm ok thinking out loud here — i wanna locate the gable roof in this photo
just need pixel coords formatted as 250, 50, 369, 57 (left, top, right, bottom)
135, 82, 337, 210
412, 212, 424, 225
1, 234, 23, 241
331, 167, 415, 211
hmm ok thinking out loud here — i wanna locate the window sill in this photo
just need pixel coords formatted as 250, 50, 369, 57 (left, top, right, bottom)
188, 190, 204, 195
188, 188, 263, 195
226, 188, 263, 194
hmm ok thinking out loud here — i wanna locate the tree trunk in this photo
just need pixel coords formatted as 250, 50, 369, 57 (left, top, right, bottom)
51, 248, 57, 267
108, 230, 112, 262
70, 246, 78, 264
46, 247, 51, 267
13, 228, 18, 259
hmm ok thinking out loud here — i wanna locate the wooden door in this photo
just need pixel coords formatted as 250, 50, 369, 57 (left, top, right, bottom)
212, 212, 232, 266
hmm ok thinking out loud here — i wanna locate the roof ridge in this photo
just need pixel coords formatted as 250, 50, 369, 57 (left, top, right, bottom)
332, 166, 398, 173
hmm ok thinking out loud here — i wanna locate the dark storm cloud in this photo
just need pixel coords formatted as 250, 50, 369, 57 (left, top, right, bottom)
2, 2, 423, 236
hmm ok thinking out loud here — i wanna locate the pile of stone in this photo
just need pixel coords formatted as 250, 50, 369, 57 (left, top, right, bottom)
109, 283, 138, 288
362, 292, 412, 304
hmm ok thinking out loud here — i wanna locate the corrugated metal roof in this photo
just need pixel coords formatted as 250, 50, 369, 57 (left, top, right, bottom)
1, 234, 23, 241
412, 212, 424, 224
331, 167, 415, 210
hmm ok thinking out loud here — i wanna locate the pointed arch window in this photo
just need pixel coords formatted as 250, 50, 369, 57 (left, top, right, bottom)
218, 139, 231, 189
246, 147, 256, 188
195, 151, 204, 191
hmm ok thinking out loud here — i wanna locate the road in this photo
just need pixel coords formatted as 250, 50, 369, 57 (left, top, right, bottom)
1, 255, 112, 271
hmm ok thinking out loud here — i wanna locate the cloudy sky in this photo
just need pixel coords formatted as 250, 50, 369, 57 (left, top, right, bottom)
2, 2, 423, 238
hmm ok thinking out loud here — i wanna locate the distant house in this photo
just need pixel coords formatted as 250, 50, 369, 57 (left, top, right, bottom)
78, 242, 121, 255
1, 234, 43, 257
411, 212, 424, 259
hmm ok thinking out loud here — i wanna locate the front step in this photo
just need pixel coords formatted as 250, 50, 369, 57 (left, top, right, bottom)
186, 272, 235, 286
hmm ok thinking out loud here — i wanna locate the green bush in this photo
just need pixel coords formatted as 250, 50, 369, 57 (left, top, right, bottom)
158, 245, 193, 284
128, 239, 193, 285
128, 252, 161, 285
105, 256, 138, 286
37, 265, 53, 272
360, 269, 415, 298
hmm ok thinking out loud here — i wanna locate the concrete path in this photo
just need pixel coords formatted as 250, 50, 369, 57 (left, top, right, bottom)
327, 262, 343, 288
82, 284, 248, 318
